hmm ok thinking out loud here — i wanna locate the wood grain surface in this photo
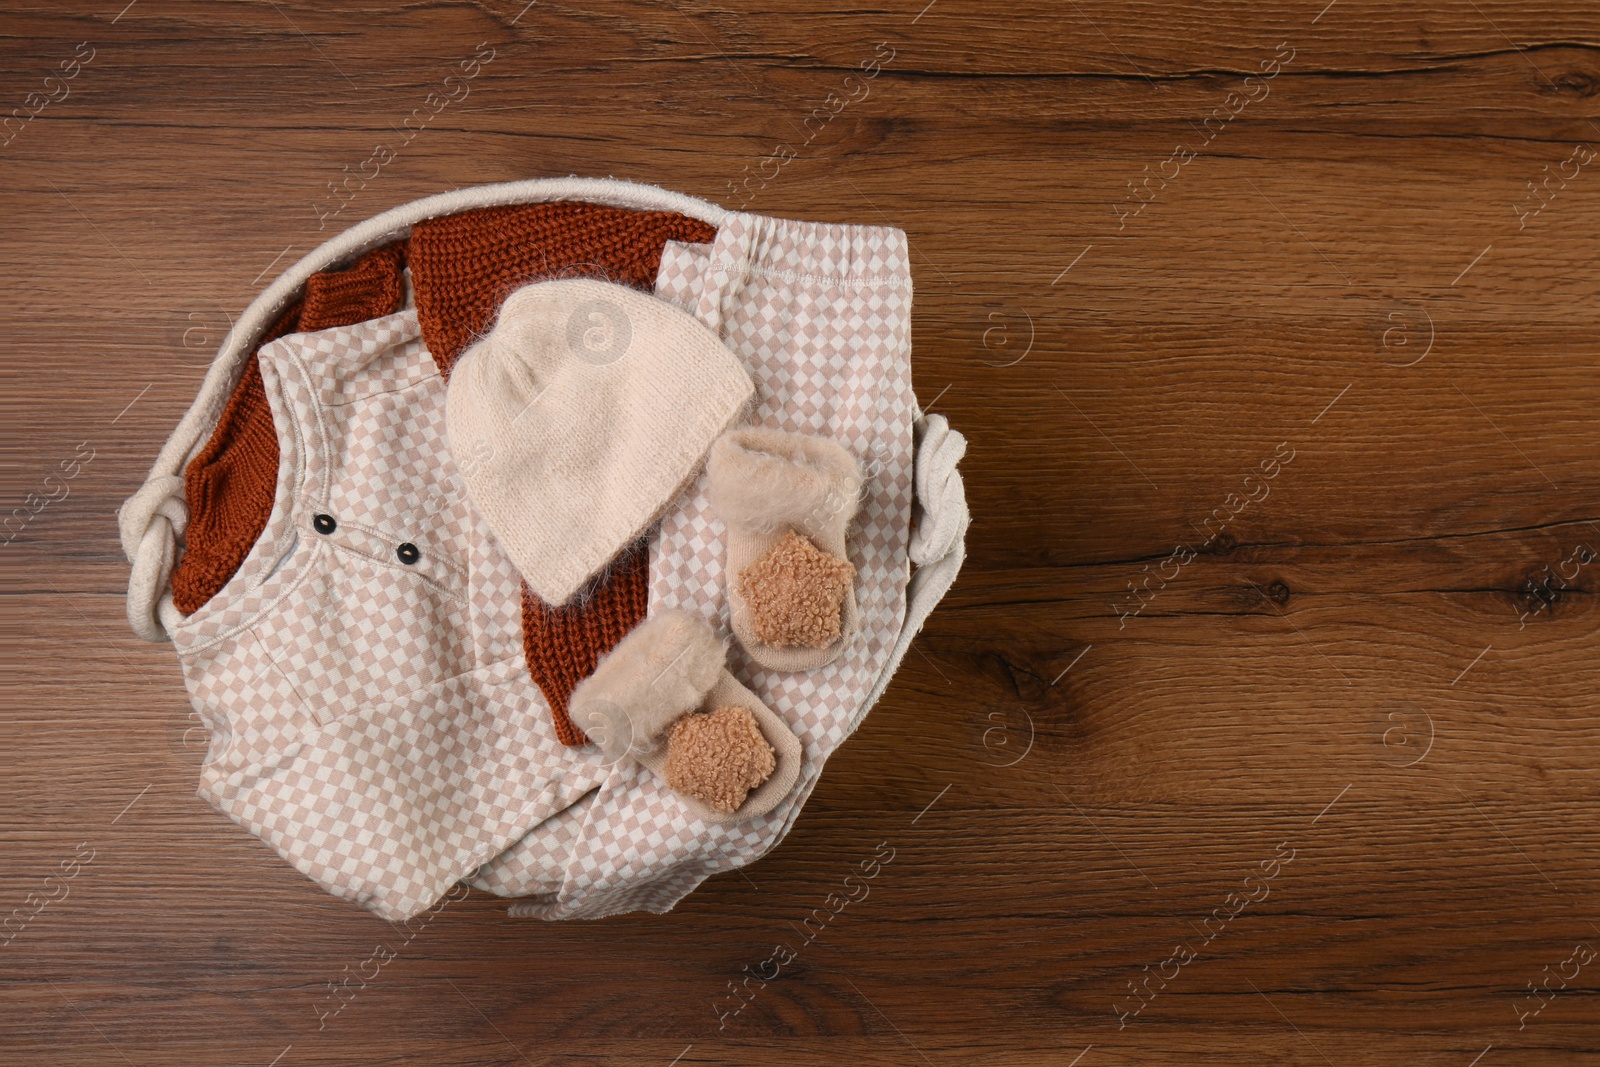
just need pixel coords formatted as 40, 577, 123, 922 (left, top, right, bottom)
3, 1, 1597, 1064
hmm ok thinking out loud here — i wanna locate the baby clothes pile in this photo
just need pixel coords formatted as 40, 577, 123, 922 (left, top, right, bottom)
118, 178, 968, 921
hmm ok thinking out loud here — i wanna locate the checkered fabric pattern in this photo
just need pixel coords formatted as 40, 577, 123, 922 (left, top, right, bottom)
170, 310, 609, 921
476, 213, 916, 918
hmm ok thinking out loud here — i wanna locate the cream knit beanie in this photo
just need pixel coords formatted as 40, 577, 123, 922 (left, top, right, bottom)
446, 278, 753, 604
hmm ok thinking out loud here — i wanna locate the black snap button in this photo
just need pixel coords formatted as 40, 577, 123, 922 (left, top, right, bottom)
396, 542, 420, 565
313, 513, 337, 535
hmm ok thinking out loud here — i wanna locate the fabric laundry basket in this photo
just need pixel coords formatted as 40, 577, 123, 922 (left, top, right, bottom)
118, 177, 969, 921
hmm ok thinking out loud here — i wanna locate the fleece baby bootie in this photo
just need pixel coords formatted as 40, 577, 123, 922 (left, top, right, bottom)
707, 428, 862, 671
570, 610, 801, 822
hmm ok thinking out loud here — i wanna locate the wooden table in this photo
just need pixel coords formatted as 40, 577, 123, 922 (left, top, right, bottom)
4, 2, 1596, 1063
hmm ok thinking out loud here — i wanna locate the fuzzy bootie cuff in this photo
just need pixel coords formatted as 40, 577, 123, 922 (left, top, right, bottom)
706, 427, 863, 541
569, 609, 724, 763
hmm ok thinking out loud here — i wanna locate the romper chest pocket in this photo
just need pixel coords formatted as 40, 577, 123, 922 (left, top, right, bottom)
260, 521, 476, 727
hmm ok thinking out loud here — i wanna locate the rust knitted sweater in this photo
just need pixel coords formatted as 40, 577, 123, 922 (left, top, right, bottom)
409, 201, 718, 744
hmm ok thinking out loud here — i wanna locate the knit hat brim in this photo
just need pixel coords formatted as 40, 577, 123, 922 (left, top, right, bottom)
446, 279, 753, 604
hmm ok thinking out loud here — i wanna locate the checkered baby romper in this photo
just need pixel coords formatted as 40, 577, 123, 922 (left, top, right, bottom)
168, 308, 611, 921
